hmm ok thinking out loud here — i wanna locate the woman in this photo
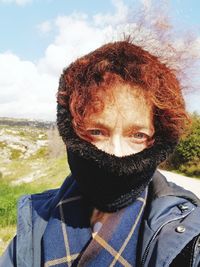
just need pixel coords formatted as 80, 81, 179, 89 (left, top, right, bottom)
1, 40, 200, 267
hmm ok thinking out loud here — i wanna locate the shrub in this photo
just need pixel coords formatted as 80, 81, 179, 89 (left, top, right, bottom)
0, 142, 6, 149
10, 149, 22, 160
164, 113, 200, 178
29, 146, 49, 160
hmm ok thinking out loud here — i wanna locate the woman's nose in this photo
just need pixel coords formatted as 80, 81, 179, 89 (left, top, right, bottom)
109, 135, 124, 157
107, 135, 142, 157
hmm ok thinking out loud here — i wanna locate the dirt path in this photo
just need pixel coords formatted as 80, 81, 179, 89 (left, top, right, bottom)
159, 170, 200, 198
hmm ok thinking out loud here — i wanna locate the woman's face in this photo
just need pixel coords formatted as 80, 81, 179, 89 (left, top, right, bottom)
84, 84, 155, 157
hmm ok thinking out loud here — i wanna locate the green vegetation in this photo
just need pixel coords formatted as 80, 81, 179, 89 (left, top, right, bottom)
0, 154, 69, 255
29, 146, 48, 160
162, 113, 200, 178
0, 226, 16, 256
10, 149, 22, 160
0, 156, 69, 227
0, 142, 6, 149
0, 121, 68, 255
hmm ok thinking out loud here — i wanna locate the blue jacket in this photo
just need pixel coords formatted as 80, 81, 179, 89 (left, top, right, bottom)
1, 170, 200, 267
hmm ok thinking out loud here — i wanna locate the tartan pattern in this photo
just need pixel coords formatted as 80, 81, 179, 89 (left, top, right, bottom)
42, 179, 147, 267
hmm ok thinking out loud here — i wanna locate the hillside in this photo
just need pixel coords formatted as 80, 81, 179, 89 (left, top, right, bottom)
0, 117, 69, 255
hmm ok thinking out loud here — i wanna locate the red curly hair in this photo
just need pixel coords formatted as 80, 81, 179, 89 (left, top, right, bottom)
57, 40, 189, 142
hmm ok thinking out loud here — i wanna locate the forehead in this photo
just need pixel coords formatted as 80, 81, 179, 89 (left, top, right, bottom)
105, 83, 150, 108
86, 83, 154, 130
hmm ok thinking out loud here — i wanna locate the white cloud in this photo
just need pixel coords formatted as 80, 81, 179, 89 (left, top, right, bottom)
0, 52, 57, 120
0, 0, 31, 6
37, 20, 52, 34
140, 0, 152, 11
0, 0, 128, 121
37, 13, 108, 78
93, 0, 129, 26
0, 0, 199, 121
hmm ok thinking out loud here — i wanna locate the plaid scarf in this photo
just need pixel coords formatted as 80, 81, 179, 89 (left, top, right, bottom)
42, 177, 147, 267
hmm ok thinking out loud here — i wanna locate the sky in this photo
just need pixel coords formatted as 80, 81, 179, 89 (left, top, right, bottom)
0, 0, 200, 121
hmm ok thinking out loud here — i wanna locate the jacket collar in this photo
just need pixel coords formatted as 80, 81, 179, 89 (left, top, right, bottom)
139, 170, 200, 267
149, 170, 200, 206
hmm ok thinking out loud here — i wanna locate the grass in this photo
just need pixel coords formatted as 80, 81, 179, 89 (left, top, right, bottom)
2, 159, 35, 183
0, 123, 69, 255
0, 226, 16, 256
0, 142, 6, 149
0, 154, 69, 226
0, 154, 70, 255
10, 148, 22, 160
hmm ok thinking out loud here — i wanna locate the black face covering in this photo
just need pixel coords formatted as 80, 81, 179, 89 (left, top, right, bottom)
57, 104, 177, 212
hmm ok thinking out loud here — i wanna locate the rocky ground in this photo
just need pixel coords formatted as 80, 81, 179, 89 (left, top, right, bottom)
0, 118, 67, 256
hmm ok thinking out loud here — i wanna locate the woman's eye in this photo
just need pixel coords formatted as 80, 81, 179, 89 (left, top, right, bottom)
88, 129, 103, 136
130, 132, 148, 140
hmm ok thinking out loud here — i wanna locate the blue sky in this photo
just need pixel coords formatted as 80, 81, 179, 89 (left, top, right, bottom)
0, 0, 117, 60
1, 0, 200, 61
0, 0, 199, 120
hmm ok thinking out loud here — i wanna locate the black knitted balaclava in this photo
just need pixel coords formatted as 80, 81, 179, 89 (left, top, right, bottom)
56, 41, 179, 212
57, 102, 177, 212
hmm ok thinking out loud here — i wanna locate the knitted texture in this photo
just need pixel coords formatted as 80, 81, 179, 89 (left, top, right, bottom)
57, 104, 177, 212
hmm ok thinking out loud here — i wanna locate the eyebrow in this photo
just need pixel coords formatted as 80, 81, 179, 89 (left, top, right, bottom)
87, 122, 153, 134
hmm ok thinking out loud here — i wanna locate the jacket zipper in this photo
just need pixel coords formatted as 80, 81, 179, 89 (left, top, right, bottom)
141, 209, 194, 267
